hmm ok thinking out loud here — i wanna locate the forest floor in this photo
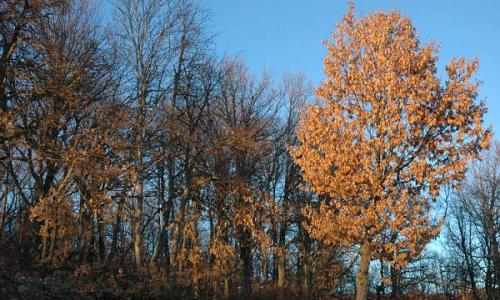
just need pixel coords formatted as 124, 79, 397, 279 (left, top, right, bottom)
0, 251, 453, 300
0, 261, 83, 299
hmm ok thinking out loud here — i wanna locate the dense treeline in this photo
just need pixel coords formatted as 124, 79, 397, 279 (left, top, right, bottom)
0, 0, 497, 299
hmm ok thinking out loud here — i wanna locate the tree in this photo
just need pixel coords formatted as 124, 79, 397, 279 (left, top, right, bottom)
291, 4, 491, 300
207, 58, 280, 296
446, 141, 500, 300
0, 0, 128, 269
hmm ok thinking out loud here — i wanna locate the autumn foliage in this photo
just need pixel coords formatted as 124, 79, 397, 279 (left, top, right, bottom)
292, 4, 491, 300
0, 1, 496, 300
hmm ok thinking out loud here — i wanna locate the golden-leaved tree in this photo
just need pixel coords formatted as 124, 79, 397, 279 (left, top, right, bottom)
291, 4, 491, 300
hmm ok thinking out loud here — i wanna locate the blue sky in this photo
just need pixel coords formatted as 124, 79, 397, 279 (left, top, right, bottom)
203, 0, 499, 137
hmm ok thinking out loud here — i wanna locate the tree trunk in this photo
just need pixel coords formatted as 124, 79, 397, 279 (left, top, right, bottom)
224, 278, 230, 298
133, 213, 142, 270
134, 77, 147, 271
277, 161, 290, 288
95, 211, 105, 263
240, 228, 253, 295
150, 161, 166, 266
48, 222, 58, 264
356, 240, 371, 300
133, 181, 143, 271
390, 266, 401, 299
175, 152, 192, 271
376, 259, 385, 299
41, 232, 48, 262
107, 196, 124, 266
0, 192, 8, 242
277, 243, 286, 288
298, 220, 313, 299
277, 210, 286, 288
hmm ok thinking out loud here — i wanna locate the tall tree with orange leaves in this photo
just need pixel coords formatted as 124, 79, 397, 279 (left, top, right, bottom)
291, 4, 491, 300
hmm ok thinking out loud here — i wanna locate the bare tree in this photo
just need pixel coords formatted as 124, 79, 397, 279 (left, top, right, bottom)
447, 141, 500, 300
